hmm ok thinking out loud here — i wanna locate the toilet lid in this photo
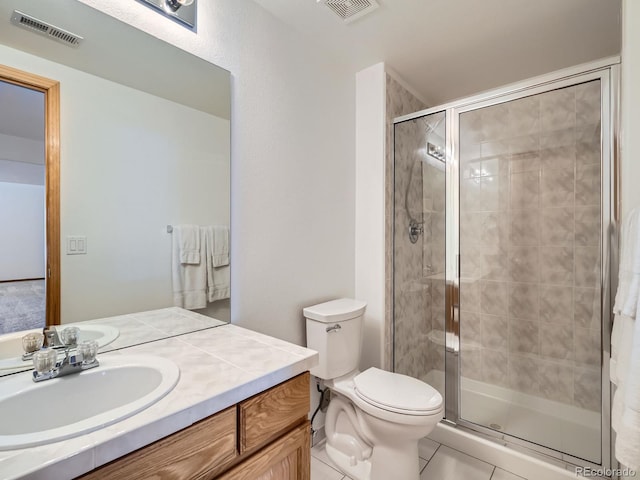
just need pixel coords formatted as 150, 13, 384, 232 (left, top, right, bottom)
353, 368, 442, 414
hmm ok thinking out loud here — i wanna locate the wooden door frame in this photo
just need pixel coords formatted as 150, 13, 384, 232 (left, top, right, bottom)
0, 64, 60, 326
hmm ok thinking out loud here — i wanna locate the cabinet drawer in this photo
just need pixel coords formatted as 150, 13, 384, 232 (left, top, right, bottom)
77, 406, 237, 480
239, 372, 310, 454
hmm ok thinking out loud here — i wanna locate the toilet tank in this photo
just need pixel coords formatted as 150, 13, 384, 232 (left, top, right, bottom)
304, 298, 367, 380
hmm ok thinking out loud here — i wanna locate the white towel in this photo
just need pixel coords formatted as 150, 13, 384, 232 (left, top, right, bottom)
615, 310, 640, 471
205, 226, 230, 302
614, 208, 640, 317
205, 225, 229, 267
175, 225, 201, 265
611, 207, 640, 470
172, 227, 207, 309
612, 314, 635, 425
207, 263, 230, 302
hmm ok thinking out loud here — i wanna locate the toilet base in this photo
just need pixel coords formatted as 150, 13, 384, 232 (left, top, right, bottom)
325, 440, 421, 480
325, 442, 371, 480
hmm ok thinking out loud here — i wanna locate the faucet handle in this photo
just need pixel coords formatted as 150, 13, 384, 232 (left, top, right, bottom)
32, 348, 57, 375
61, 327, 80, 347
22, 333, 44, 354
77, 340, 99, 365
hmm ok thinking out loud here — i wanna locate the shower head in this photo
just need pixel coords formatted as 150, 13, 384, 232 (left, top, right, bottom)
427, 142, 445, 162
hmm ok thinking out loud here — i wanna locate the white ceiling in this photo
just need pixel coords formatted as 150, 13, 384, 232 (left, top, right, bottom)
253, 0, 621, 105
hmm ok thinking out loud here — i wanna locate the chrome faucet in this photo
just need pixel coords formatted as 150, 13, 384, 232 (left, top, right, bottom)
42, 327, 63, 348
32, 347, 99, 383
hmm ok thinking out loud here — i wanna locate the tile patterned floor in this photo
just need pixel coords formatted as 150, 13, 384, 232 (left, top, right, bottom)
311, 438, 527, 480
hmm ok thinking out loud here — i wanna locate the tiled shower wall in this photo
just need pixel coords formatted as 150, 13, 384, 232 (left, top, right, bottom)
384, 74, 428, 376
458, 80, 602, 411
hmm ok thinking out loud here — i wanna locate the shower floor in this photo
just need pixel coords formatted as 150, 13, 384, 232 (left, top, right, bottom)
424, 369, 600, 463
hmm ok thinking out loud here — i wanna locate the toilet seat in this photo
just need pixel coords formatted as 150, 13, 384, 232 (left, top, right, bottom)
353, 368, 443, 416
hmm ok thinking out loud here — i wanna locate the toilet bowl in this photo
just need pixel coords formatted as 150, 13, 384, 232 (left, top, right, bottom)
304, 299, 443, 480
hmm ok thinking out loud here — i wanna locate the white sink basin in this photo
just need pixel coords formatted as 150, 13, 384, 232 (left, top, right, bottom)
0, 324, 120, 370
0, 354, 180, 450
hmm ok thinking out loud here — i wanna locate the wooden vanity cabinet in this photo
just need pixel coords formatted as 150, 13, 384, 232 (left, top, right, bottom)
218, 422, 310, 480
77, 372, 310, 480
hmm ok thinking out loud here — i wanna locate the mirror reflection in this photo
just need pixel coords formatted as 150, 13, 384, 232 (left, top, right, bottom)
0, 0, 231, 375
0, 80, 45, 333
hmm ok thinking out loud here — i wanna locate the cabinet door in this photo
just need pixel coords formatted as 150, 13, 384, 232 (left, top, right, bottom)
218, 420, 310, 480
254, 450, 298, 480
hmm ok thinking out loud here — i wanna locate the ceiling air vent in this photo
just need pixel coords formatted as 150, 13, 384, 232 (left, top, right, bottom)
317, 0, 380, 24
10, 10, 83, 48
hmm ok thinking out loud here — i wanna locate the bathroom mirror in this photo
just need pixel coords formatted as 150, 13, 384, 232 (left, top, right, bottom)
0, 0, 230, 375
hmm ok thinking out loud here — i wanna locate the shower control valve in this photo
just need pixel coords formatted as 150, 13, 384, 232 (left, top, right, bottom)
409, 219, 424, 244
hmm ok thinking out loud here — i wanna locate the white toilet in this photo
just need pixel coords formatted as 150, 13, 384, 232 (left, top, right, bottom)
304, 298, 443, 480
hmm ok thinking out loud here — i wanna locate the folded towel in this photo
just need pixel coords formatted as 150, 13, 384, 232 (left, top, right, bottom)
204, 225, 229, 267
172, 227, 207, 309
175, 225, 201, 265
204, 226, 230, 302
207, 264, 230, 302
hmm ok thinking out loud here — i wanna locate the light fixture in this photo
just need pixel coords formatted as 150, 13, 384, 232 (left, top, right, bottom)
138, 0, 196, 30
164, 0, 194, 13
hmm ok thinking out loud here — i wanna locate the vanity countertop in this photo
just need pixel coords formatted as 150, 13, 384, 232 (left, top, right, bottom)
0, 309, 318, 480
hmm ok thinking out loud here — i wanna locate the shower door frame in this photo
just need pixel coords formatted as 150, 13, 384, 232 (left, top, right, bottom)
393, 56, 620, 472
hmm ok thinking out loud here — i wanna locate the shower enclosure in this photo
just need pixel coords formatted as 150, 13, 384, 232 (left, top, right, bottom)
392, 60, 618, 470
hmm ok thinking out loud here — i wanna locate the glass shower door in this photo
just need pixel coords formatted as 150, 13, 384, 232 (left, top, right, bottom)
457, 80, 604, 463
393, 111, 447, 399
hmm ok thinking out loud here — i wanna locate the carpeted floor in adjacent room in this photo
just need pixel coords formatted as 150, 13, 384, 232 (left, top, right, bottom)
0, 280, 45, 334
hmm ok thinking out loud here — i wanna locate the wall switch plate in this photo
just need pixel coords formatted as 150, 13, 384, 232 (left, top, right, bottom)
66, 236, 87, 255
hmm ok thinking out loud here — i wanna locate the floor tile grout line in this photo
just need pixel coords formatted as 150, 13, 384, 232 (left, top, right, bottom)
311, 441, 527, 480
423, 440, 442, 462
311, 441, 526, 480
310, 460, 344, 479
310, 446, 345, 476
313, 442, 441, 478
422, 442, 442, 471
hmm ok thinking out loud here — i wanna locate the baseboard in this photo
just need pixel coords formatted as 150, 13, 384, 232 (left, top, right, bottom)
0, 278, 45, 283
